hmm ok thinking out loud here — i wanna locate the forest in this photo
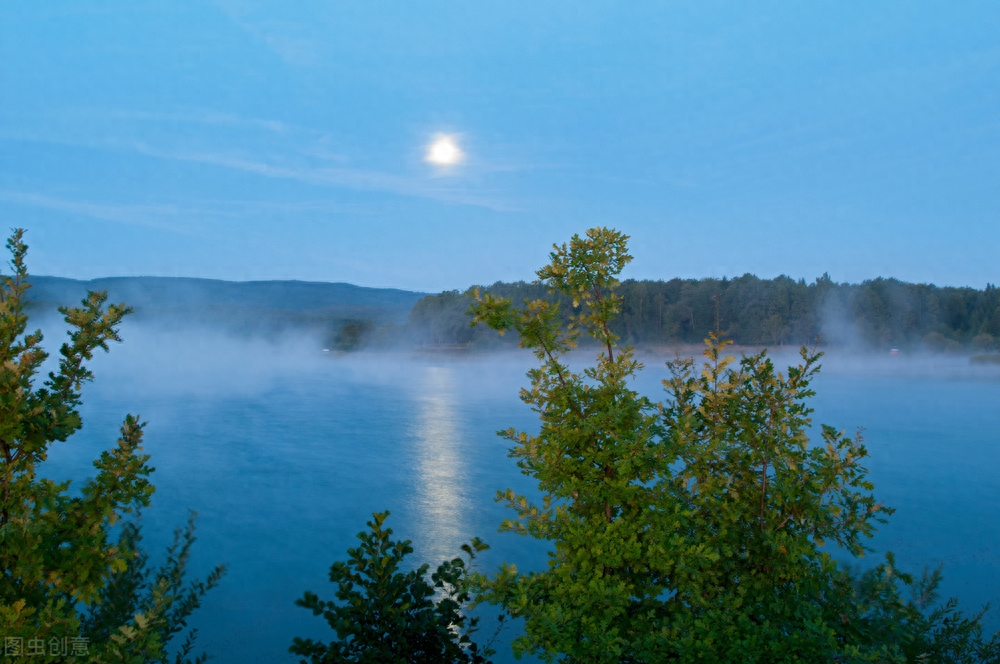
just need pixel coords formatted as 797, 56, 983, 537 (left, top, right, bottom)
405, 274, 1000, 352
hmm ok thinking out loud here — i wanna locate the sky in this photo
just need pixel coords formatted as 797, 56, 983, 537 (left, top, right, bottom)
1, 1, 998, 292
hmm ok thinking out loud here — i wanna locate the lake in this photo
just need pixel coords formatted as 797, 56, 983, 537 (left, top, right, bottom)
43, 323, 1000, 663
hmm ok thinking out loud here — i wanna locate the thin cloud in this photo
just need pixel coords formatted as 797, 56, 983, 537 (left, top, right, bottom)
127, 142, 519, 211
0, 190, 201, 233
1, 111, 521, 210
106, 109, 293, 135
211, 0, 321, 67
95, 107, 352, 165
0, 189, 381, 228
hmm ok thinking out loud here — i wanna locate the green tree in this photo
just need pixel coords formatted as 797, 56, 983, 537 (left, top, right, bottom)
334, 320, 375, 351
292, 511, 496, 664
760, 312, 791, 346
469, 227, 999, 663
408, 291, 479, 347
971, 333, 996, 352
0, 228, 223, 663
469, 227, 678, 662
80, 512, 226, 664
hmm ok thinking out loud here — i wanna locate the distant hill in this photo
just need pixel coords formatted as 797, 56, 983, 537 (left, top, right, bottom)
25, 276, 426, 339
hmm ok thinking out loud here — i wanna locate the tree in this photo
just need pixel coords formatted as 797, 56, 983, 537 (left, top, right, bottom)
760, 312, 790, 346
971, 333, 996, 352
291, 511, 496, 664
469, 227, 679, 662
0, 228, 223, 663
408, 291, 479, 347
80, 512, 226, 664
334, 320, 375, 351
469, 227, 1000, 663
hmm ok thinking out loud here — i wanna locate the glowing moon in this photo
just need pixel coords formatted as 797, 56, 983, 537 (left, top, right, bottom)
425, 134, 464, 166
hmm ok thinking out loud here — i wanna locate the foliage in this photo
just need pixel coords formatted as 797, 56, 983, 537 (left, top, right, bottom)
0, 228, 223, 663
415, 272, 1000, 351
971, 333, 996, 352
80, 512, 227, 664
291, 511, 496, 664
832, 555, 1000, 663
469, 227, 1000, 663
408, 291, 481, 347
334, 320, 375, 351
469, 227, 676, 662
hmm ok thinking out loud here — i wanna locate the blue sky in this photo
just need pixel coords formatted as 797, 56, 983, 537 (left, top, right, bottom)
1, 1, 998, 292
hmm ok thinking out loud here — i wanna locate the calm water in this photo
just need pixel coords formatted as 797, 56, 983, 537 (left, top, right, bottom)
43, 325, 1000, 663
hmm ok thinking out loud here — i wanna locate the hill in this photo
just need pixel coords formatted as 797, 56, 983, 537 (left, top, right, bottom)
26, 276, 426, 340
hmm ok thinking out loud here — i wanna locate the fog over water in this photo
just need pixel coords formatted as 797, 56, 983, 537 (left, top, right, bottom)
36, 319, 1000, 662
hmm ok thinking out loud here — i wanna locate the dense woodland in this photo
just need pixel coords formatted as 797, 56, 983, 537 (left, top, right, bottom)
406, 275, 1000, 352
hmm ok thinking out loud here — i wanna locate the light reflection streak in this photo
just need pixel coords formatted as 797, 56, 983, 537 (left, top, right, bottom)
414, 365, 468, 563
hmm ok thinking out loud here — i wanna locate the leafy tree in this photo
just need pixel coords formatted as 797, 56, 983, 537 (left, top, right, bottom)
832, 556, 1000, 663
971, 333, 996, 352
469, 227, 1000, 663
469, 227, 678, 662
760, 312, 790, 346
80, 512, 226, 664
0, 228, 223, 663
291, 511, 496, 664
334, 320, 375, 351
408, 291, 479, 347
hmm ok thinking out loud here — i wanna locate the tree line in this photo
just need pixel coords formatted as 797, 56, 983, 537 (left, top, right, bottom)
403, 274, 1000, 352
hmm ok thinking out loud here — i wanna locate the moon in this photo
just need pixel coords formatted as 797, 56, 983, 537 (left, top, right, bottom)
425, 134, 464, 166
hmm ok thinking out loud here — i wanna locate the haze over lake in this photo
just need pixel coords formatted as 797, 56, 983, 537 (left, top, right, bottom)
37, 320, 1000, 664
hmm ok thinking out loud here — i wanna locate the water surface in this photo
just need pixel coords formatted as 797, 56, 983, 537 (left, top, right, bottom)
43, 328, 1000, 662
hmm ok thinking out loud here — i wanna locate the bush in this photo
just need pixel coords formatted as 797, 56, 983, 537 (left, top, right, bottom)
292, 511, 496, 664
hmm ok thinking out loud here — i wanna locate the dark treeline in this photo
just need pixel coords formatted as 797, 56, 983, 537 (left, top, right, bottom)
406, 275, 1000, 352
